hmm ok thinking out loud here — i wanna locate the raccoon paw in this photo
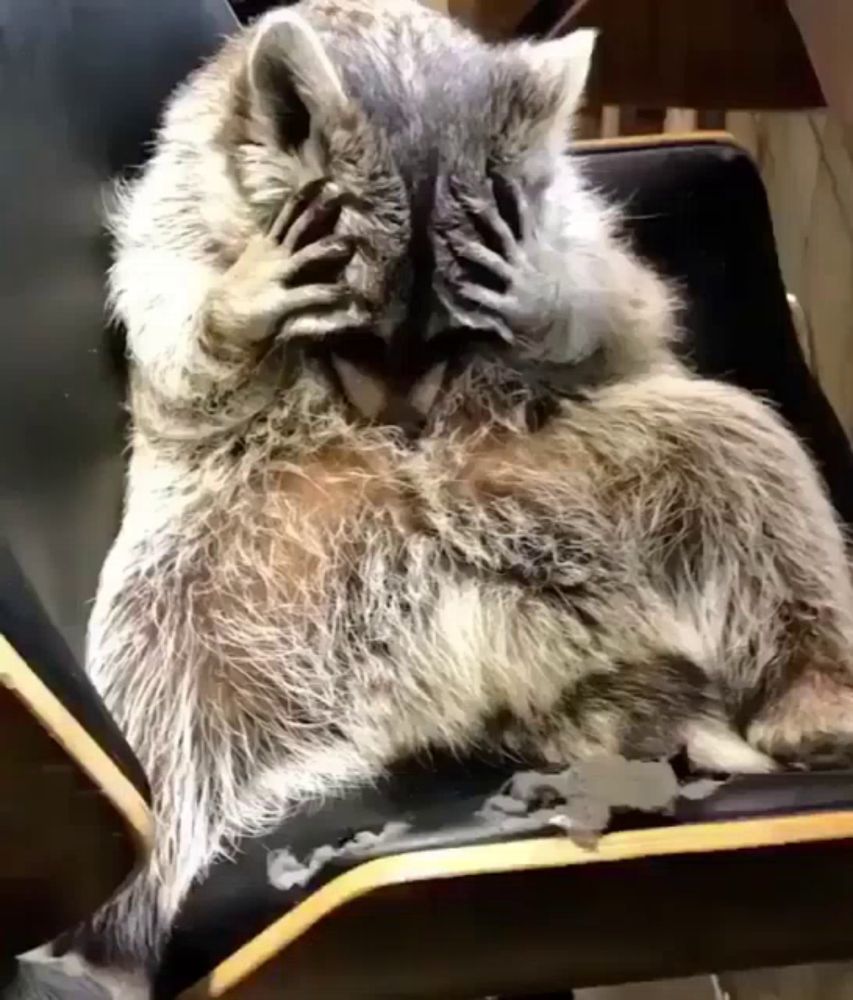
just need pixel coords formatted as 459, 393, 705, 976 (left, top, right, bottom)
749, 725, 853, 771
439, 174, 563, 352
746, 674, 853, 771
207, 178, 370, 347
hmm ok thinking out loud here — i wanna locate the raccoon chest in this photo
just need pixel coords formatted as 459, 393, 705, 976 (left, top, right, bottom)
216, 446, 414, 614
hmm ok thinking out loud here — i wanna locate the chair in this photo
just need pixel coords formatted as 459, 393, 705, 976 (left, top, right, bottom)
3, 1, 853, 997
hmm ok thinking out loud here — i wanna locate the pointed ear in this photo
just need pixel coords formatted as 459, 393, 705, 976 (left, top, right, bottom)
520, 29, 598, 137
247, 10, 349, 149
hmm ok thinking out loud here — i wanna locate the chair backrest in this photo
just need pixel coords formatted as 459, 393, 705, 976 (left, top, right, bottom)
578, 137, 853, 526
0, 0, 237, 659
1, 1, 850, 663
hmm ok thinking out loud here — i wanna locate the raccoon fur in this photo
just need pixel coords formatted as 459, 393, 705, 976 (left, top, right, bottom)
54, 0, 853, 982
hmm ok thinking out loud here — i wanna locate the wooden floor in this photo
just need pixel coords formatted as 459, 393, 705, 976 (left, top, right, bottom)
577, 961, 853, 998
578, 977, 721, 999
722, 964, 853, 999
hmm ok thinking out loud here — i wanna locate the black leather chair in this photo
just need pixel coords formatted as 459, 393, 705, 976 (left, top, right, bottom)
4, 2, 853, 998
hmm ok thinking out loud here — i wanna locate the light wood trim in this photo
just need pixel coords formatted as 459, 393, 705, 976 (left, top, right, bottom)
599, 105, 621, 139
0, 634, 154, 856
184, 809, 853, 998
573, 130, 737, 152
663, 108, 699, 134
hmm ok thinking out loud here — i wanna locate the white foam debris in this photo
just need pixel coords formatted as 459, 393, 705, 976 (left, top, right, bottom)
680, 777, 723, 801
478, 755, 719, 843
268, 821, 411, 891
479, 793, 529, 816
267, 846, 333, 891
268, 759, 722, 888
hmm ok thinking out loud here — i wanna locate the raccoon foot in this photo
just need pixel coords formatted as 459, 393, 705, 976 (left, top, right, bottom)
206, 177, 369, 348
746, 668, 853, 770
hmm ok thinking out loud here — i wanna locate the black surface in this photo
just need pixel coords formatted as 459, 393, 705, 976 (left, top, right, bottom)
675, 769, 853, 823
0, 0, 238, 661
230, 0, 281, 21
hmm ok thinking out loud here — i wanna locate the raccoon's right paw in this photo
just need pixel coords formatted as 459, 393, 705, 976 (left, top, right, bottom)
206, 178, 369, 349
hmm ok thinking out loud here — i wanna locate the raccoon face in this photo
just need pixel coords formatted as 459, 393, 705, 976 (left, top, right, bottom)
232, 7, 596, 425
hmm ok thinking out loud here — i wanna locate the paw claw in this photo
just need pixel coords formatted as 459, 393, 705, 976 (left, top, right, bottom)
270, 176, 330, 243
443, 286, 514, 345
445, 231, 511, 293
285, 237, 359, 288
282, 304, 371, 340
488, 172, 524, 241
287, 194, 344, 255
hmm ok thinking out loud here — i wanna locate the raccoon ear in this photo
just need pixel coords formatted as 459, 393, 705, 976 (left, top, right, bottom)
521, 29, 597, 137
247, 10, 349, 150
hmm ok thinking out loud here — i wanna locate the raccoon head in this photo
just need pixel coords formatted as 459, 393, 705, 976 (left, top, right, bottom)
230, 5, 598, 426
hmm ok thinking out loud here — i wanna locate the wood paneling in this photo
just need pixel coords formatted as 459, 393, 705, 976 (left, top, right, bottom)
451, 0, 824, 111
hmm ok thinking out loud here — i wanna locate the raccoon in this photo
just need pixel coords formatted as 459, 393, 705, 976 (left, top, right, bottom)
56, 0, 853, 984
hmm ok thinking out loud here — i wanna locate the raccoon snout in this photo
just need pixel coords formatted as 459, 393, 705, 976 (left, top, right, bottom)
331, 355, 447, 431
377, 397, 428, 437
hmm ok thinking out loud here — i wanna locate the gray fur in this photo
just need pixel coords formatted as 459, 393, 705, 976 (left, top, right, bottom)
68, 0, 853, 987
4, 959, 134, 1000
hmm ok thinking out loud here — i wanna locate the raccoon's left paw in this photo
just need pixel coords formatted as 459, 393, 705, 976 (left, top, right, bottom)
439, 175, 563, 352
